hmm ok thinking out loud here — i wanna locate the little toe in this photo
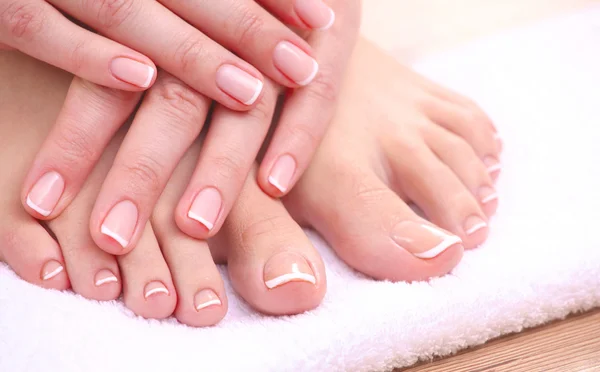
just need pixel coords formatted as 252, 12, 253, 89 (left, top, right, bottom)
118, 224, 177, 320
287, 160, 464, 282
423, 124, 499, 217
211, 169, 326, 315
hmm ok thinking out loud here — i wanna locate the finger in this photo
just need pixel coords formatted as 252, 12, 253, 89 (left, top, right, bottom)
175, 80, 279, 240
0, 41, 13, 50
0, 0, 156, 90
22, 77, 141, 220
90, 72, 211, 255
48, 0, 266, 110
257, 0, 335, 30
258, 0, 360, 196
159, 0, 320, 87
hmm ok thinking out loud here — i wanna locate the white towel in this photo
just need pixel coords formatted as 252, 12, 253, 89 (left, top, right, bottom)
2, 8, 600, 372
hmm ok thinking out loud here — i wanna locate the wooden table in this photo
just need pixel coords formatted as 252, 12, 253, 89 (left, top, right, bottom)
360, 1, 600, 370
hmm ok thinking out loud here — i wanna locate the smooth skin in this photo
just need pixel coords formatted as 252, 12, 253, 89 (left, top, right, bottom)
0, 36, 499, 325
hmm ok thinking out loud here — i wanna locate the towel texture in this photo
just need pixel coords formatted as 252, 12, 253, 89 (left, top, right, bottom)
2, 8, 600, 372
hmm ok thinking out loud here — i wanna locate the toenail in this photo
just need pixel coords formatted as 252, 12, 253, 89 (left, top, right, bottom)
94, 269, 118, 286
463, 215, 488, 236
101, 200, 138, 248
391, 221, 462, 259
194, 289, 222, 311
144, 281, 169, 299
268, 154, 297, 193
41, 260, 64, 281
188, 187, 222, 231
263, 252, 316, 289
483, 156, 502, 175
478, 186, 498, 205
26, 171, 65, 217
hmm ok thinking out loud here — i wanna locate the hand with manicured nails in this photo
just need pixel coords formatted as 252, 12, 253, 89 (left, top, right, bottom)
18, 0, 361, 255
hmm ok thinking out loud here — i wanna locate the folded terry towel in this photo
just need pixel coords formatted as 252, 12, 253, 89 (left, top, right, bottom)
2, 7, 600, 372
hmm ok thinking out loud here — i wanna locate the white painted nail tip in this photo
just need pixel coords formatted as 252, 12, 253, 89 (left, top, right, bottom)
243, 79, 263, 105
187, 211, 214, 231
144, 287, 169, 299
317, 8, 336, 31
487, 163, 502, 173
42, 265, 64, 281
26, 196, 51, 217
95, 276, 118, 287
481, 193, 499, 204
296, 59, 319, 86
268, 176, 287, 193
142, 66, 155, 88
265, 273, 316, 289
466, 222, 488, 235
413, 235, 462, 259
195, 299, 222, 311
100, 225, 128, 248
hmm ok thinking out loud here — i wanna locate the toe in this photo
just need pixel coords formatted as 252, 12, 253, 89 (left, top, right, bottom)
387, 138, 489, 249
423, 124, 499, 217
287, 157, 464, 282
211, 170, 326, 315
118, 224, 177, 320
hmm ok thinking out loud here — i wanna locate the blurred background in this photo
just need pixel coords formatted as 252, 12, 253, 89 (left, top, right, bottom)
361, 0, 596, 60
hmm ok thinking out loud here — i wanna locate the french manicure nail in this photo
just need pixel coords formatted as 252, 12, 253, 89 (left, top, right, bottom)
194, 289, 222, 311
464, 215, 488, 236
101, 200, 138, 248
215, 64, 263, 105
264, 252, 316, 289
268, 154, 296, 193
41, 260, 64, 281
295, 0, 335, 30
478, 186, 498, 205
144, 281, 169, 299
391, 221, 462, 259
273, 41, 319, 86
483, 156, 502, 175
188, 187, 221, 231
26, 171, 65, 217
110, 57, 155, 88
94, 269, 118, 287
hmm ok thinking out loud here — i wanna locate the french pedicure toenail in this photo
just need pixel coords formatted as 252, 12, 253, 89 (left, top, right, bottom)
110, 57, 155, 89
264, 252, 316, 289
483, 156, 502, 175
268, 154, 297, 193
41, 260, 64, 281
391, 221, 462, 259
464, 215, 488, 236
26, 171, 65, 217
273, 41, 319, 86
478, 186, 499, 205
215, 64, 264, 105
94, 269, 118, 287
294, 0, 336, 30
144, 281, 169, 299
101, 200, 138, 248
194, 289, 222, 311
188, 187, 222, 231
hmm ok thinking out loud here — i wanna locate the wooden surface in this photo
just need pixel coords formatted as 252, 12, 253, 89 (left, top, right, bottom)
360, 1, 600, 371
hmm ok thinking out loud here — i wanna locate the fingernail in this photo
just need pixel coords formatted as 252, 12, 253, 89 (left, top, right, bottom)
268, 154, 296, 193
144, 281, 169, 299
94, 269, 118, 287
264, 252, 316, 289
295, 0, 335, 30
101, 200, 138, 248
273, 41, 319, 86
391, 221, 462, 259
464, 215, 488, 236
188, 187, 221, 231
483, 156, 502, 176
26, 171, 65, 217
110, 57, 155, 88
478, 186, 498, 205
41, 260, 64, 281
194, 289, 222, 311
215, 64, 263, 105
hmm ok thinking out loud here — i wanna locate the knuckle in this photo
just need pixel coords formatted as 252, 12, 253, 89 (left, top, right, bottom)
173, 36, 207, 75
284, 121, 320, 153
117, 153, 164, 195
1, 2, 45, 42
91, 0, 137, 29
50, 121, 100, 173
240, 215, 295, 249
207, 149, 247, 183
230, 4, 264, 48
68, 39, 87, 75
306, 64, 340, 104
